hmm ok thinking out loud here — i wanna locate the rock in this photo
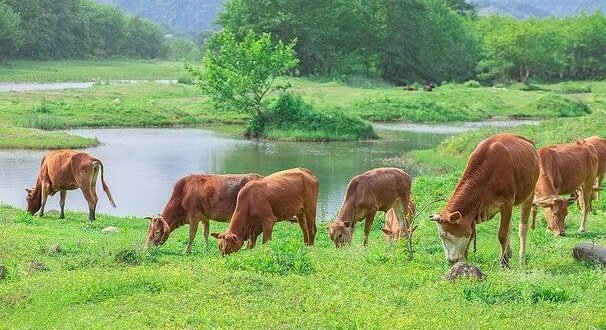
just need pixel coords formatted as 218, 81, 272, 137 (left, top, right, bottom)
48, 244, 63, 254
572, 243, 606, 266
102, 226, 119, 234
28, 260, 49, 274
0, 265, 6, 280
444, 262, 484, 281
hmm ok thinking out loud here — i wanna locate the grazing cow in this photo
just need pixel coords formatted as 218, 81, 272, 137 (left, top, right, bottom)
382, 199, 416, 241
329, 168, 412, 247
533, 141, 598, 235
585, 136, 606, 199
430, 134, 539, 266
26, 150, 116, 222
146, 173, 263, 254
211, 168, 318, 256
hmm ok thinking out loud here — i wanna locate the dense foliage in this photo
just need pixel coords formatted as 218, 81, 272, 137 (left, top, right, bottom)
188, 31, 298, 124
218, 0, 606, 84
0, 0, 167, 59
218, 0, 479, 84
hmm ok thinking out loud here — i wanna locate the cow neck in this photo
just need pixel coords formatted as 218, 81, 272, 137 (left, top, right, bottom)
226, 208, 251, 240
444, 165, 488, 226
161, 202, 187, 234
30, 180, 43, 212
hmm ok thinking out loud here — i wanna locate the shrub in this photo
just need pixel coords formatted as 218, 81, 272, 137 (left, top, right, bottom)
177, 75, 193, 85
557, 83, 591, 94
532, 94, 591, 118
248, 92, 377, 141
354, 97, 487, 122
463, 80, 481, 88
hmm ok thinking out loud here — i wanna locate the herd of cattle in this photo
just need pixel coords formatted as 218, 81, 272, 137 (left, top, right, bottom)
23, 133, 605, 266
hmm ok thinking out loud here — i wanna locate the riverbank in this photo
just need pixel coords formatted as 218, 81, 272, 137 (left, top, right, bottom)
0, 78, 598, 148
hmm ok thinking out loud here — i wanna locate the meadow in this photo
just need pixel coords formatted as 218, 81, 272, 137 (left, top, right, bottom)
0, 60, 599, 147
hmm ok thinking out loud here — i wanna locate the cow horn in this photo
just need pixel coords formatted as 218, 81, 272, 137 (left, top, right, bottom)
429, 214, 442, 222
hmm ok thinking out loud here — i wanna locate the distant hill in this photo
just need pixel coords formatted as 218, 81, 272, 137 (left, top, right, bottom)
95, 0, 224, 37
95, 0, 605, 36
470, 0, 606, 18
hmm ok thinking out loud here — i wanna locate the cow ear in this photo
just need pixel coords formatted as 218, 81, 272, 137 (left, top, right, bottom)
210, 233, 221, 239
448, 211, 462, 222
144, 216, 152, 220
566, 195, 577, 205
382, 228, 392, 235
25, 188, 32, 193
534, 196, 556, 207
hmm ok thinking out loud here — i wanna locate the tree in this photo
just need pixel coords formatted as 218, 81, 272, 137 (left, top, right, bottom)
188, 30, 298, 120
0, 1, 23, 57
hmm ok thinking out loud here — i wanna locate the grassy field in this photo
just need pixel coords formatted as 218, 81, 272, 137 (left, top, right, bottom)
0, 171, 604, 328
0, 60, 187, 82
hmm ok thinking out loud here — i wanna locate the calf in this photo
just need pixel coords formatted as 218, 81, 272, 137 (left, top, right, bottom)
585, 136, 606, 199
146, 173, 263, 254
430, 134, 539, 266
211, 168, 318, 256
26, 150, 116, 222
533, 141, 598, 235
329, 168, 412, 247
382, 199, 416, 241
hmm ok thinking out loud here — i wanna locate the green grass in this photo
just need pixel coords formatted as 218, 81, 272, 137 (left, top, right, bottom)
0, 172, 604, 328
0, 125, 97, 149
0, 60, 187, 82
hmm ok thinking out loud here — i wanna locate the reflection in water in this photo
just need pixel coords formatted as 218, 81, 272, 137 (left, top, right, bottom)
0, 128, 445, 220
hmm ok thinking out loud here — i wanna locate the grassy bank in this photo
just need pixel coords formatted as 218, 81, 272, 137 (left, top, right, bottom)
0, 60, 187, 82
1, 175, 604, 329
0, 125, 97, 149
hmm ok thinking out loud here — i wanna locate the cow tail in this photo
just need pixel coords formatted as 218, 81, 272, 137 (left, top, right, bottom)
97, 160, 116, 208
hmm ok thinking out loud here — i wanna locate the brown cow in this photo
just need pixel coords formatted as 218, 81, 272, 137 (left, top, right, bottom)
26, 150, 116, 222
211, 168, 318, 256
585, 136, 606, 199
533, 141, 598, 235
382, 199, 416, 241
430, 134, 539, 267
329, 168, 412, 247
146, 173, 263, 254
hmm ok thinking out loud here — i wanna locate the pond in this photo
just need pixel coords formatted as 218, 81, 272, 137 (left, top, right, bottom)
0, 120, 538, 220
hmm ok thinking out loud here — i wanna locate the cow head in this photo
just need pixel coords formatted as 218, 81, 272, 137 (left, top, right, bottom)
211, 232, 243, 256
25, 187, 41, 214
328, 221, 353, 247
146, 216, 170, 246
533, 195, 576, 236
430, 211, 473, 264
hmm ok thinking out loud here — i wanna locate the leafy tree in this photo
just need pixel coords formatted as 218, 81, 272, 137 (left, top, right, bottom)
0, 1, 23, 57
188, 30, 298, 121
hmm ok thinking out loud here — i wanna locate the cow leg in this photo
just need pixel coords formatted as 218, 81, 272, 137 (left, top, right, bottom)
519, 196, 533, 265
363, 210, 377, 246
184, 220, 199, 255
59, 191, 67, 219
303, 205, 317, 245
39, 183, 49, 218
80, 187, 98, 222
578, 182, 593, 232
262, 217, 277, 243
530, 206, 537, 230
201, 219, 210, 249
498, 205, 513, 267
296, 211, 309, 244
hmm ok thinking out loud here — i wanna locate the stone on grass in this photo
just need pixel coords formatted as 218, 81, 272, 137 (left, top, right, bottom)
28, 260, 49, 274
444, 261, 484, 281
48, 244, 63, 254
572, 243, 606, 266
102, 226, 119, 234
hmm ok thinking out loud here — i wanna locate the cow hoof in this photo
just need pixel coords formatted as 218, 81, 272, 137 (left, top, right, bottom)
500, 259, 510, 268
578, 228, 587, 233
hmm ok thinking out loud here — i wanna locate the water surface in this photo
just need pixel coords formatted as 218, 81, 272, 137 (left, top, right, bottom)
0, 127, 445, 219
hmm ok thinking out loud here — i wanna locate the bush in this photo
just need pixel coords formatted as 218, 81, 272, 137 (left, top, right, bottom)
225, 239, 315, 276
532, 94, 591, 118
557, 83, 592, 94
354, 97, 487, 122
177, 75, 193, 85
248, 92, 377, 141
463, 80, 481, 88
